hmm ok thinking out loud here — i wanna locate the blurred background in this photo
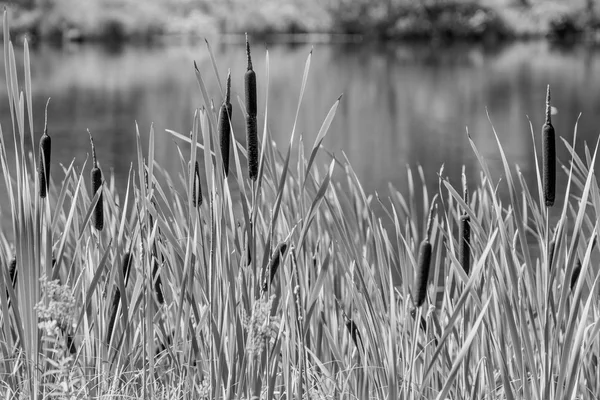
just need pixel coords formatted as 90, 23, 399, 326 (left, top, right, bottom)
0, 0, 599, 221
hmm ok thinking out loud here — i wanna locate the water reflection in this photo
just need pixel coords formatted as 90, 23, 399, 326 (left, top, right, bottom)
0, 40, 599, 233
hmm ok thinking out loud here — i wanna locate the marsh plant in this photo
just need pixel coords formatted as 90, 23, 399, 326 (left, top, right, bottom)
0, 8, 600, 400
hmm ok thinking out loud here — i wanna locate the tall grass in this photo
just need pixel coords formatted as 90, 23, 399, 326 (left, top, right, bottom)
1, 8, 600, 400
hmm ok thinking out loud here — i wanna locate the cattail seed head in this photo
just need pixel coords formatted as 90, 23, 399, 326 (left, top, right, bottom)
459, 213, 471, 275
88, 130, 103, 231
38, 98, 51, 198
542, 85, 556, 207
571, 258, 581, 291
219, 71, 232, 177
262, 242, 288, 292
8, 257, 16, 287
246, 115, 259, 181
414, 240, 432, 307
414, 203, 436, 307
190, 160, 202, 207
245, 34, 257, 117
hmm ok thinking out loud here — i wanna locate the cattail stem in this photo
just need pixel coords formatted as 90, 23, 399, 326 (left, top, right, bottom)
542, 85, 556, 207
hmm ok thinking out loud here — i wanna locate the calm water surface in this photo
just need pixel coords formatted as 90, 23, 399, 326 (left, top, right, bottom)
1, 40, 599, 232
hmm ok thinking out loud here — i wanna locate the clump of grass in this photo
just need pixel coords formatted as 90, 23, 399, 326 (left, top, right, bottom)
88, 130, 104, 231
542, 84, 556, 207
219, 70, 232, 177
38, 98, 51, 199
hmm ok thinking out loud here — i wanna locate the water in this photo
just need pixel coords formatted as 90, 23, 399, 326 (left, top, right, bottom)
0, 39, 599, 233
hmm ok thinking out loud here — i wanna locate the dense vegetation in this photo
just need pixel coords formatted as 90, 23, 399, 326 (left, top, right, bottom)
1, 0, 599, 42
1, 8, 600, 399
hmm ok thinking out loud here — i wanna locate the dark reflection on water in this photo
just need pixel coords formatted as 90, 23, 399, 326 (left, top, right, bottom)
1, 40, 599, 234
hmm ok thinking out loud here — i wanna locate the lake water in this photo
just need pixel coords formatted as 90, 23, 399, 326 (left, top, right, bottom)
1, 39, 599, 230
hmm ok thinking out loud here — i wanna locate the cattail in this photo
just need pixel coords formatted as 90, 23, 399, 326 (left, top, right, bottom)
88, 130, 103, 231
107, 252, 133, 343
218, 71, 232, 177
38, 98, 51, 198
5, 257, 16, 302
542, 85, 556, 207
245, 34, 257, 117
8, 257, 16, 287
571, 258, 581, 291
413, 204, 436, 307
190, 160, 202, 207
458, 171, 470, 275
262, 242, 287, 292
245, 34, 259, 181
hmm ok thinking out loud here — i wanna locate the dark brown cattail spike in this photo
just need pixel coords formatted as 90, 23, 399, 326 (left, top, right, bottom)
571, 258, 582, 291
459, 214, 471, 275
194, 160, 202, 207
414, 205, 436, 307
245, 34, 259, 181
38, 98, 51, 198
189, 160, 202, 208
88, 130, 104, 231
245, 34, 257, 117
262, 242, 288, 292
219, 71, 232, 177
459, 170, 471, 275
542, 85, 556, 207
8, 257, 16, 287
